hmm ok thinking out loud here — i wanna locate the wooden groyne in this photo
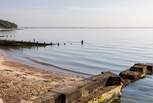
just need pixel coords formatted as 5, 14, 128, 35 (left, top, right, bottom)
0, 40, 55, 47
0, 39, 85, 47
19, 63, 153, 103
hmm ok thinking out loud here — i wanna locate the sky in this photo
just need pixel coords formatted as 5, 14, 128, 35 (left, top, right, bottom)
0, 0, 153, 27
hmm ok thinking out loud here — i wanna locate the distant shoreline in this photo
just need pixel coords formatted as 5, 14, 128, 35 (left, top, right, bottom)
21, 26, 153, 29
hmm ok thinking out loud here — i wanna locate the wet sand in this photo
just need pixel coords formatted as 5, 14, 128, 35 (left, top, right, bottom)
0, 52, 84, 103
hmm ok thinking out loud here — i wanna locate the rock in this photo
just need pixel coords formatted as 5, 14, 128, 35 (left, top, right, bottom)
105, 75, 121, 86
129, 66, 147, 77
52, 86, 81, 103
85, 85, 122, 103
134, 63, 153, 74
119, 63, 153, 86
119, 70, 144, 85
21, 100, 33, 103
80, 72, 121, 98
0, 98, 3, 103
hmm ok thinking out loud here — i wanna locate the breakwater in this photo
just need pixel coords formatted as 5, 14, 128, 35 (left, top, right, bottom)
0, 39, 56, 47
20, 63, 153, 103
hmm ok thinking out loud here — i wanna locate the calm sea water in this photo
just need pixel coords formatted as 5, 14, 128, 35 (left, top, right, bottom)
0, 28, 153, 103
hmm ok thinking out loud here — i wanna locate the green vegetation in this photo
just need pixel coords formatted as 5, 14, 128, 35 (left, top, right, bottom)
0, 19, 17, 29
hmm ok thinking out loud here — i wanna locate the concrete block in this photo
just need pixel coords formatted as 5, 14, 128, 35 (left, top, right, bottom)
21, 92, 61, 103
119, 70, 144, 85
105, 76, 121, 86
52, 86, 81, 103
134, 63, 153, 74
87, 85, 122, 103
129, 67, 147, 79
80, 72, 121, 97
41, 92, 61, 103
130, 66, 147, 75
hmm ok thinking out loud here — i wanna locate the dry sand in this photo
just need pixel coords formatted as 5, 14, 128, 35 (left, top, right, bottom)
0, 53, 84, 103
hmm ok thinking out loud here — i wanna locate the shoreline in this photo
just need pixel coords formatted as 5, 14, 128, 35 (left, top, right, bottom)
0, 50, 84, 81
0, 51, 84, 103
2, 48, 92, 77
0, 50, 153, 103
0, 50, 123, 103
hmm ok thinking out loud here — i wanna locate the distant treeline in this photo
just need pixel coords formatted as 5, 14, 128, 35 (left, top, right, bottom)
0, 20, 17, 29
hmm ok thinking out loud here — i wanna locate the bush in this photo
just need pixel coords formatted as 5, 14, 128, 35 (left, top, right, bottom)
0, 20, 17, 28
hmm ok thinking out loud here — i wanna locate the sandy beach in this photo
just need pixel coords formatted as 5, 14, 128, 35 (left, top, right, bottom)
0, 52, 84, 103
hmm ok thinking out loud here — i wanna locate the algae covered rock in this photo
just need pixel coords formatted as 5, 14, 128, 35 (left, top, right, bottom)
133, 63, 153, 74
105, 75, 121, 86
119, 70, 144, 85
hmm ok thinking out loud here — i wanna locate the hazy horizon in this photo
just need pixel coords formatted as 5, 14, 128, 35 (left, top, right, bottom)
1, 0, 153, 27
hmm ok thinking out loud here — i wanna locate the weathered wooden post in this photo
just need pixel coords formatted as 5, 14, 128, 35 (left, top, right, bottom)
50, 42, 53, 46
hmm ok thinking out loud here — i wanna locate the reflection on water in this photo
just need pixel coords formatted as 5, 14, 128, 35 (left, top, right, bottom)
0, 28, 153, 103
